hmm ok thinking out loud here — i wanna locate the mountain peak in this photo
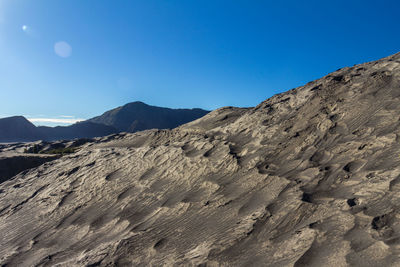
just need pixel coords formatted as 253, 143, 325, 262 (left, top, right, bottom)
124, 101, 149, 107
89, 102, 209, 132
0, 116, 36, 128
2, 115, 31, 123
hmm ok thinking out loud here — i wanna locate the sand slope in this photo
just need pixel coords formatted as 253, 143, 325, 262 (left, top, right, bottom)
0, 52, 400, 266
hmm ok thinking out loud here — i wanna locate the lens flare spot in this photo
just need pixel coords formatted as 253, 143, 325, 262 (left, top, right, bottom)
54, 41, 72, 58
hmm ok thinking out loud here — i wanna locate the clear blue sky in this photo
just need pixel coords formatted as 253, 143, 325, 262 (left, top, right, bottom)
0, 0, 399, 126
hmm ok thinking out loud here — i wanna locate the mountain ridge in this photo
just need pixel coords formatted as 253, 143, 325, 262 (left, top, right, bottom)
0, 102, 209, 142
89, 101, 209, 132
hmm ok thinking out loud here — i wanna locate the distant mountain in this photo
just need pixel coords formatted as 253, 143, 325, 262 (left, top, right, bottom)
37, 121, 118, 141
89, 101, 209, 132
0, 116, 117, 143
0, 102, 210, 142
0, 116, 42, 142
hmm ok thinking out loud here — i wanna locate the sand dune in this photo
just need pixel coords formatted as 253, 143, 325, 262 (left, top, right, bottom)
0, 52, 400, 266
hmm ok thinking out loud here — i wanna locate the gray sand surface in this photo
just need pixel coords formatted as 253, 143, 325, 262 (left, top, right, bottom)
1, 52, 400, 266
